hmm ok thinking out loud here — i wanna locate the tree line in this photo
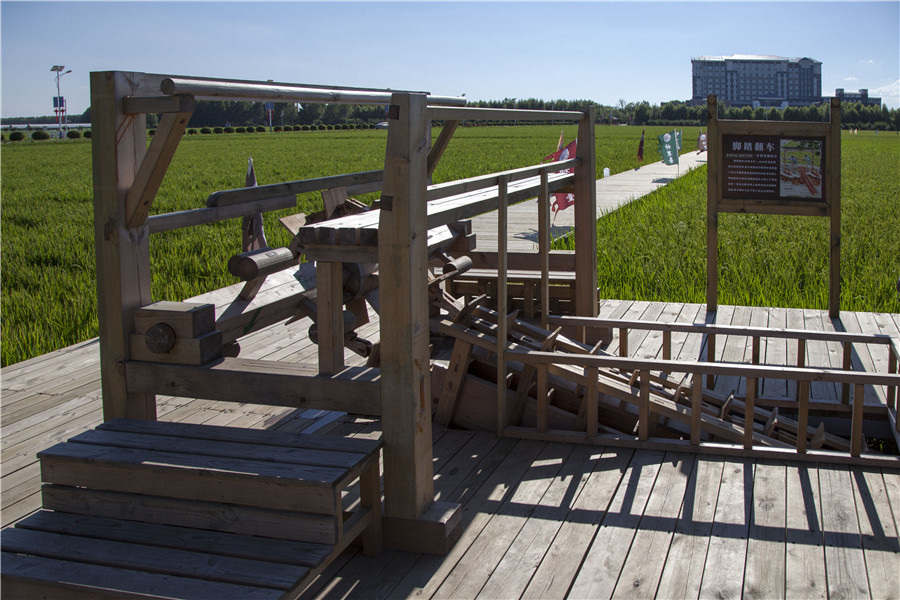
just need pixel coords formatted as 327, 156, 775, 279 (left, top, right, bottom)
3, 97, 898, 131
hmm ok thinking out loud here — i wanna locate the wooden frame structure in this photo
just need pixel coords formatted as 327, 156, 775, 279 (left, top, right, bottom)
90, 71, 599, 552
706, 95, 842, 316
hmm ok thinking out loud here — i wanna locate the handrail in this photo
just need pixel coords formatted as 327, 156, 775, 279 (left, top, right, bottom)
161, 77, 467, 107
427, 158, 578, 202
507, 349, 900, 387
427, 106, 585, 122
206, 170, 384, 208
548, 315, 895, 346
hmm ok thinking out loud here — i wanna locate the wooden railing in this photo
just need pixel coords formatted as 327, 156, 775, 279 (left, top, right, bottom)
485, 315, 900, 465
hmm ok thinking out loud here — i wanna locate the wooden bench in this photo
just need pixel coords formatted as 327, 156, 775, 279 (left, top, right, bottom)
1, 418, 382, 599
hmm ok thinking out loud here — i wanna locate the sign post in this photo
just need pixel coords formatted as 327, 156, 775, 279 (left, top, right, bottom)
706, 95, 841, 316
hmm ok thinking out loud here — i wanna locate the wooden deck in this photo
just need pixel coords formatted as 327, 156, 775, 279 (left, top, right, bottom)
3, 300, 898, 598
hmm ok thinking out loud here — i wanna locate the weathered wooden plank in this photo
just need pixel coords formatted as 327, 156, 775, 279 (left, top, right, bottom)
435, 442, 577, 598
41, 485, 338, 545
743, 460, 787, 599
39, 442, 343, 515
851, 468, 900, 600
475, 444, 599, 599
518, 446, 635, 599
0, 551, 282, 600
568, 449, 666, 599
784, 463, 827, 599
383, 438, 546, 600
698, 458, 753, 600
1, 527, 307, 590
818, 464, 870, 599
612, 452, 697, 599
656, 457, 725, 599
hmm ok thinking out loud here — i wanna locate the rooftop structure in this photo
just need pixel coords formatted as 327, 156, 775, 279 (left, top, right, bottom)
834, 88, 882, 107
692, 54, 822, 107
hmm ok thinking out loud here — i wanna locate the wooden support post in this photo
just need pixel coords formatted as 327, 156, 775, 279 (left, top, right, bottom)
828, 97, 842, 318
619, 327, 628, 358
539, 171, 550, 329
537, 363, 549, 434
691, 375, 702, 445
91, 71, 157, 421
841, 341, 852, 404
497, 176, 509, 437
850, 383, 864, 457
706, 333, 716, 390
379, 93, 457, 551
662, 330, 672, 362
638, 370, 650, 441
585, 366, 598, 437
797, 380, 810, 454
435, 339, 473, 426
706, 95, 719, 313
888, 347, 897, 411
796, 338, 806, 402
573, 106, 597, 330
744, 377, 756, 450
316, 261, 345, 375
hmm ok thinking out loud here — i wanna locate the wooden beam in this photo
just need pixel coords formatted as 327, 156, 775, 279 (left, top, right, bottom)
706, 95, 719, 313
427, 120, 459, 177
316, 261, 345, 375
125, 358, 381, 415
91, 71, 156, 421
573, 106, 597, 324
123, 93, 194, 115
378, 92, 435, 522
126, 108, 194, 229
828, 97, 842, 318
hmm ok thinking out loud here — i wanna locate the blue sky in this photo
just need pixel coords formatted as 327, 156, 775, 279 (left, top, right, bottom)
2, 1, 898, 118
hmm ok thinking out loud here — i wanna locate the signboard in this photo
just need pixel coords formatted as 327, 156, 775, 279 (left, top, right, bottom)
706, 95, 841, 317
722, 134, 825, 201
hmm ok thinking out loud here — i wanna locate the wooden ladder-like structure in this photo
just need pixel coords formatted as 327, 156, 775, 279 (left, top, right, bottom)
1, 419, 382, 599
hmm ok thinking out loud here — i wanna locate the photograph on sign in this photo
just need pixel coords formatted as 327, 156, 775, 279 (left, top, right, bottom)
779, 139, 823, 199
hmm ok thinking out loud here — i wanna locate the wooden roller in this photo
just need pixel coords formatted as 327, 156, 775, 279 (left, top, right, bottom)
228, 246, 298, 281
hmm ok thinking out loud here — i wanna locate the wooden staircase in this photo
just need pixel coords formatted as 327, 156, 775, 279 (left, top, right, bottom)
1, 419, 382, 599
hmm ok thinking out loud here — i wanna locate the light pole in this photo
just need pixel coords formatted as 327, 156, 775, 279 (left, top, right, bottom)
51, 65, 72, 138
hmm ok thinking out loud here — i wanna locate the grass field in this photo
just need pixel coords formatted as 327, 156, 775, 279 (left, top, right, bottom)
1, 126, 897, 366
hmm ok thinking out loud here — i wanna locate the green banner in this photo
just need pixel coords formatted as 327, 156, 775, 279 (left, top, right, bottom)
657, 130, 681, 165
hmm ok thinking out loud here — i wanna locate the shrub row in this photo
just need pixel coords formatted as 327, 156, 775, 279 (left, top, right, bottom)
177, 123, 379, 136
4, 129, 91, 142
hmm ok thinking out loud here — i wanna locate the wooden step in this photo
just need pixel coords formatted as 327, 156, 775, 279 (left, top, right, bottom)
2, 419, 382, 600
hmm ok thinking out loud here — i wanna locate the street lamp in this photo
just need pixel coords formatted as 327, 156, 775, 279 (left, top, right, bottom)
51, 65, 72, 138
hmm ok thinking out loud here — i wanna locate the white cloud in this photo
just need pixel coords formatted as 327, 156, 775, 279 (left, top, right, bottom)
870, 79, 900, 109
859, 59, 876, 65
844, 77, 858, 81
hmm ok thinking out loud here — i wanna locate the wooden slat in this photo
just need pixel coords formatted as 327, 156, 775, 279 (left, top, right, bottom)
568, 450, 665, 598
656, 457, 725, 598
15, 510, 332, 567
743, 461, 786, 599
1, 527, 307, 590
41, 485, 338, 545
612, 452, 696, 599
38, 442, 343, 514
819, 465, 870, 599
785, 464, 827, 599
0, 551, 283, 600
698, 458, 753, 600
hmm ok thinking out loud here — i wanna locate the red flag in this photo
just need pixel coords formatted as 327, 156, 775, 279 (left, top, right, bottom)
637, 129, 645, 162
541, 136, 577, 216
543, 130, 565, 162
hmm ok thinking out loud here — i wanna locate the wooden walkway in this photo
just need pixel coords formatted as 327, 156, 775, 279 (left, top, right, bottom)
3, 299, 898, 598
470, 152, 707, 252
